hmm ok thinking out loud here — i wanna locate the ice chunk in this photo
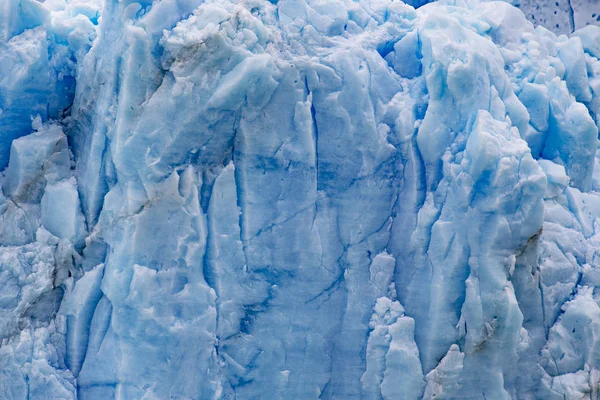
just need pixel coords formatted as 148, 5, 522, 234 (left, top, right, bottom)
538, 160, 570, 198
41, 178, 86, 248
3, 122, 70, 202
573, 25, 600, 58
424, 344, 465, 399
543, 80, 598, 191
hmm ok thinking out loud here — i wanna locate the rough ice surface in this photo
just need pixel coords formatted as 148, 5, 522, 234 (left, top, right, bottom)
2, 0, 600, 399
414, 0, 600, 35
516, 0, 600, 35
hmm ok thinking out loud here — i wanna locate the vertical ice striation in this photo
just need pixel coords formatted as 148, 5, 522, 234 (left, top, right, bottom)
2, 0, 600, 399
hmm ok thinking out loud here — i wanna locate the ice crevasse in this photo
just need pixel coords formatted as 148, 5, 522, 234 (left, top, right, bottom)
3, 0, 600, 398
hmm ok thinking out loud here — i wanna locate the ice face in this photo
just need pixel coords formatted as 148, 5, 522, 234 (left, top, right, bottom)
517, 0, 600, 34
1, 0, 600, 399
407, 0, 600, 35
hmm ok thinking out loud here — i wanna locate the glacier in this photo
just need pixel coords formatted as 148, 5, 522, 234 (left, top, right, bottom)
2, 0, 600, 399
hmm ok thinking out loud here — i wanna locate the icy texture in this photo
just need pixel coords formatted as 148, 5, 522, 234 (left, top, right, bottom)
413, 0, 600, 35
3, 0, 600, 399
517, 0, 600, 34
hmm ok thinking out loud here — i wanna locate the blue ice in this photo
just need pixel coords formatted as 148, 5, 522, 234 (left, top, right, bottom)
1, 0, 600, 399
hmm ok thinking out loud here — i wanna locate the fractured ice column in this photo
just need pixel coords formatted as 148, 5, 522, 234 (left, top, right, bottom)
0, 121, 86, 398
3, 0, 600, 399
0, 1, 97, 398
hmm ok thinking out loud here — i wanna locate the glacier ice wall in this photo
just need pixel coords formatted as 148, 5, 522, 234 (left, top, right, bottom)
408, 0, 600, 35
517, 0, 600, 34
2, 0, 600, 399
